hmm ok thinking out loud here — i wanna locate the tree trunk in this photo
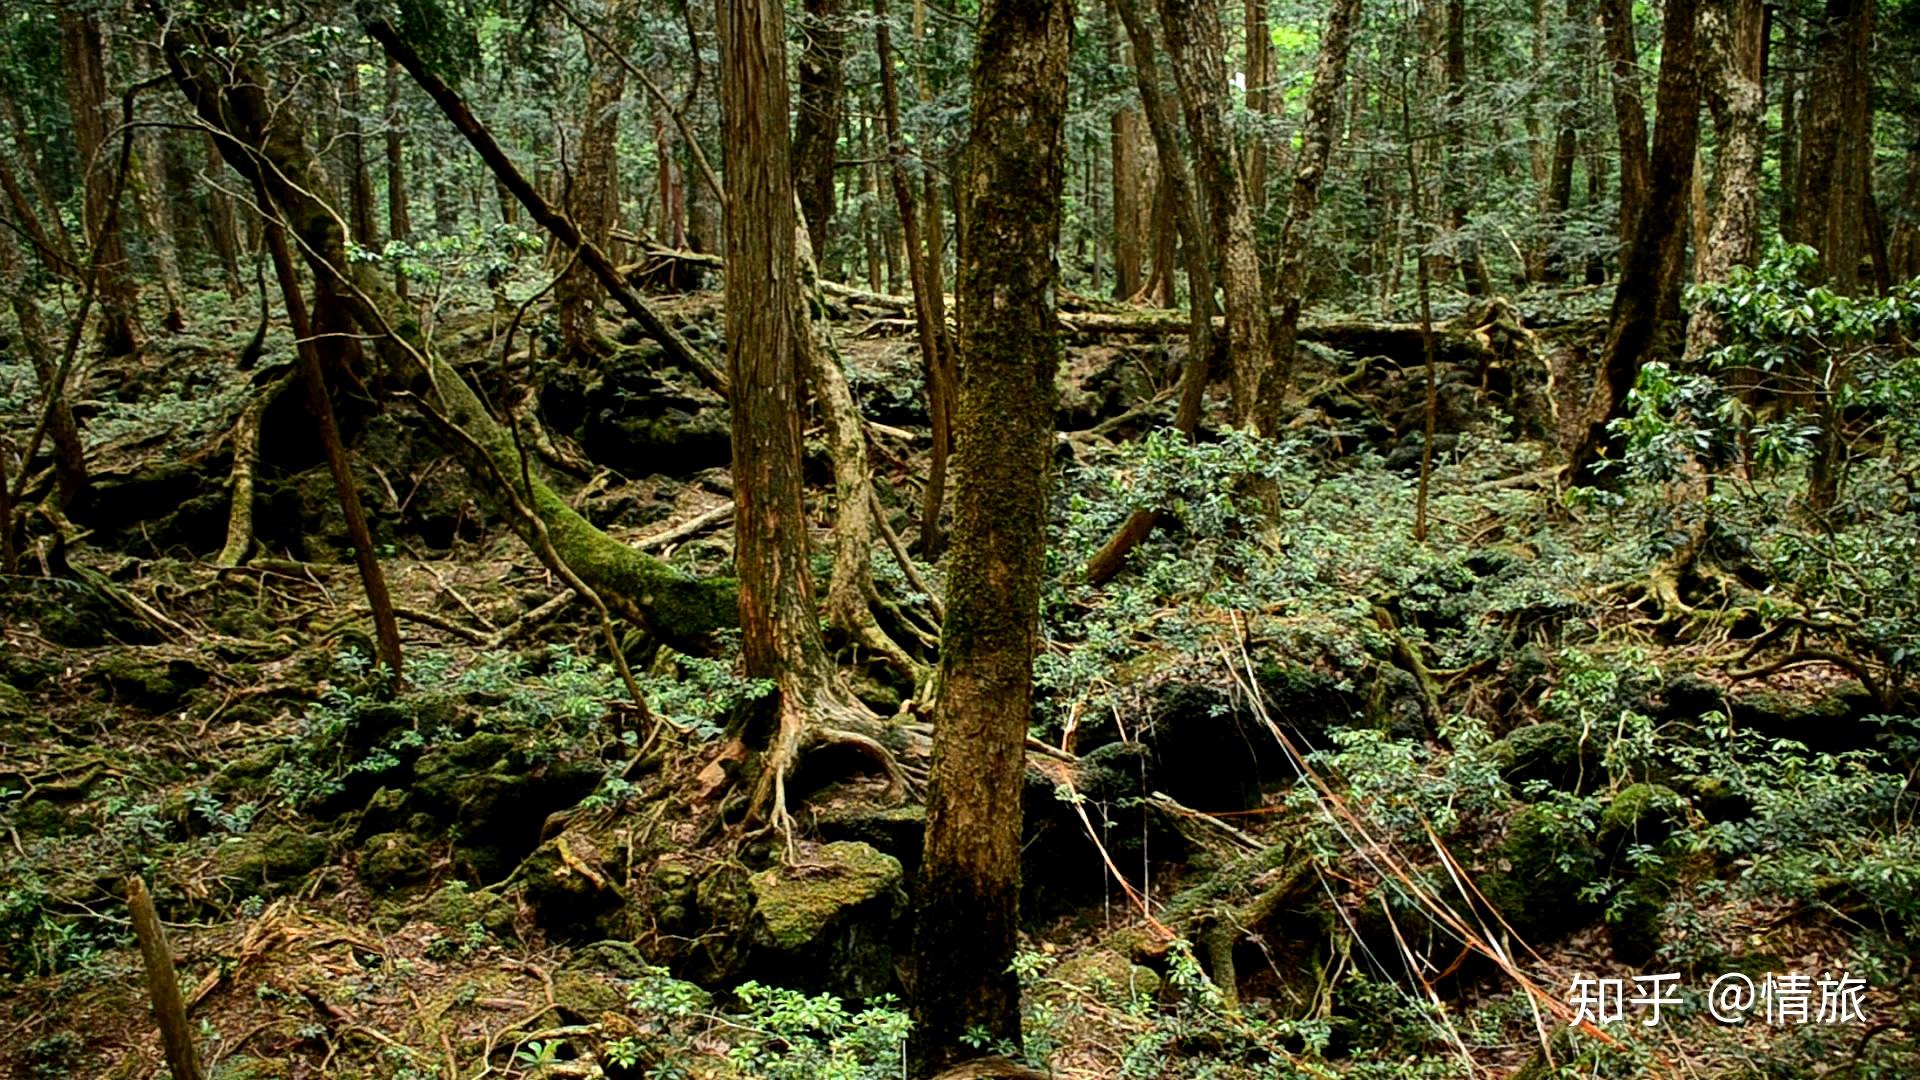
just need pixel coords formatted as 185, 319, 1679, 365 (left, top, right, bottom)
202, 132, 247, 299
793, 0, 847, 259
1683, 0, 1764, 363
558, 8, 630, 356
1597, 0, 1650, 249
61, 5, 141, 355
258, 185, 405, 685
1572, 0, 1700, 480
1245, 0, 1270, 213
0, 97, 76, 272
1441, 0, 1489, 295
720, 0, 871, 825
876, 0, 955, 556
1157, 0, 1269, 430
1259, 0, 1362, 429
1793, 0, 1874, 294
385, 57, 413, 298
1111, 11, 1148, 298
132, 122, 187, 331
1539, 0, 1586, 283
1086, 0, 1216, 583
343, 56, 379, 247
911, 0, 1070, 1068
0, 148, 71, 279
0, 221, 88, 510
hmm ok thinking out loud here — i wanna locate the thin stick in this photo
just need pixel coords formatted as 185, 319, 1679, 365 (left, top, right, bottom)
127, 875, 205, 1080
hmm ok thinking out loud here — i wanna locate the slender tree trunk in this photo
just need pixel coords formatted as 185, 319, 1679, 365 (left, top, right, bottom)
61, 5, 141, 355
876, 0, 955, 556
1086, 0, 1216, 584
1259, 0, 1362, 426
132, 128, 187, 332
385, 57, 413, 298
343, 56, 379, 247
794, 0, 847, 259
1540, 0, 1587, 283
558, 8, 630, 356
0, 150, 71, 279
0, 98, 75, 272
1158, 0, 1269, 430
202, 132, 247, 299
0, 223, 88, 510
1572, 0, 1701, 480
1111, 10, 1148, 298
1441, 0, 1489, 294
1246, 0, 1270, 213
1780, 19, 1800, 237
1597, 0, 1650, 249
259, 192, 404, 685
1684, 0, 1765, 363
912, 0, 1070, 1067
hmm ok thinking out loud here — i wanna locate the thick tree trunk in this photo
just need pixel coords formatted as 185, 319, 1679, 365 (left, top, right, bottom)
1110, 11, 1148, 299
132, 124, 187, 332
1793, 0, 1874, 294
1683, 0, 1765, 363
1572, 0, 1700, 480
911, 0, 1070, 1069
1538, 0, 1586, 283
1259, 0, 1362, 428
61, 5, 142, 355
720, 0, 872, 826
1158, 0, 1269, 430
793, 0, 847, 259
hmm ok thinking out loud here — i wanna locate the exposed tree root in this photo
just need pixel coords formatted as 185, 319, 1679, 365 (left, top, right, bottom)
215, 372, 290, 568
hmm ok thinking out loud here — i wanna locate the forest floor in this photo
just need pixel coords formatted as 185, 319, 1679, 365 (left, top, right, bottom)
3, 280, 1916, 1079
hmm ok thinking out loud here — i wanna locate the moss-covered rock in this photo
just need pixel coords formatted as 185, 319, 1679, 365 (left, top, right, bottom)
814, 802, 926, 869
215, 824, 330, 891
411, 732, 600, 880
359, 831, 434, 889
552, 969, 627, 1022
0, 678, 28, 722
1488, 722, 1600, 796
1597, 783, 1687, 863
422, 881, 516, 938
518, 830, 625, 941
92, 653, 208, 712
1479, 804, 1599, 942
747, 841, 906, 1001
1049, 948, 1162, 1003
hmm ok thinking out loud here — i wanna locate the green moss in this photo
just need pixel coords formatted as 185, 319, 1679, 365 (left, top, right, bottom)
1597, 782, 1687, 859
215, 824, 330, 889
1480, 805, 1599, 942
749, 842, 905, 952
1488, 722, 1599, 796
92, 653, 208, 712
359, 831, 433, 889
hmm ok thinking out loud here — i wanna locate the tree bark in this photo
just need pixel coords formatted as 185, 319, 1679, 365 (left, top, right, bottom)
1158, 0, 1269, 430
794, 0, 847, 259
876, 0, 955, 556
1683, 0, 1764, 363
385, 57, 413, 298
0, 219, 88, 510
1110, 9, 1148, 298
720, 0, 873, 827
558, 4, 631, 356
61, 4, 142, 355
1259, 0, 1363, 428
1597, 0, 1650, 249
1793, 0, 1875, 294
343, 55, 379, 247
202, 132, 247, 299
1084, 0, 1218, 584
911, 0, 1070, 1070
1572, 0, 1700, 480
258, 183, 405, 684
0, 97, 76, 273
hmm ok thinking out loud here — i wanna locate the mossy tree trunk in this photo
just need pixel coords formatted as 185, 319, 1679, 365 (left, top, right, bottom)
910, 0, 1070, 1068
793, 0, 847, 262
